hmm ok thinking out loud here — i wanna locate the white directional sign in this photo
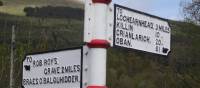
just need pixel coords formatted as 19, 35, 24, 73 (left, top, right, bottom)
113, 4, 171, 55
22, 48, 83, 88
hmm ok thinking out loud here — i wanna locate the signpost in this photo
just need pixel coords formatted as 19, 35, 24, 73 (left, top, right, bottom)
22, 48, 83, 88
22, 1, 171, 88
113, 4, 171, 55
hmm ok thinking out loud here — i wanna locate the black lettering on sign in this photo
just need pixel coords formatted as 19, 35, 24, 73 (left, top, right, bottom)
116, 29, 134, 39
156, 39, 162, 45
116, 22, 134, 31
44, 65, 81, 75
116, 38, 131, 47
116, 10, 154, 30
76, 65, 81, 72
155, 32, 160, 38
33, 60, 43, 67
26, 56, 32, 63
23, 75, 80, 86
134, 34, 151, 43
156, 46, 161, 53
43, 57, 58, 66
155, 24, 170, 33
44, 67, 61, 75
116, 7, 123, 19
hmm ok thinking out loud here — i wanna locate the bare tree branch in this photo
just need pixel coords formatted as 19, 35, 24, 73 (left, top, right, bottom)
182, 0, 200, 24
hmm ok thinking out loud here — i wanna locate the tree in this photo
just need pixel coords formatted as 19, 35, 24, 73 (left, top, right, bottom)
0, 1, 3, 6
182, 0, 200, 24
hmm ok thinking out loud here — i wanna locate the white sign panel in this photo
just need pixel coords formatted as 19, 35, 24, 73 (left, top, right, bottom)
113, 4, 171, 55
22, 48, 83, 88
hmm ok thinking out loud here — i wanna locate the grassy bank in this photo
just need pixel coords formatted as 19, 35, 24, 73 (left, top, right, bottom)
0, 11, 200, 88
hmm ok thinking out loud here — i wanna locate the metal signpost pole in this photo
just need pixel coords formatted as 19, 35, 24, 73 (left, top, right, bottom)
10, 25, 15, 88
86, 0, 111, 88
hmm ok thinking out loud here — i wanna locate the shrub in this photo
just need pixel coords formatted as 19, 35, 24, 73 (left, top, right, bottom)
0, 1, 3, 6
24, 6, 84, 20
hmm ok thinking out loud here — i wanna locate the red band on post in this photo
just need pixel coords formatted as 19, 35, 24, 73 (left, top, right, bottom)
87, 39, 110, 48
92, 0, 112, 4
87, 86, 107, 88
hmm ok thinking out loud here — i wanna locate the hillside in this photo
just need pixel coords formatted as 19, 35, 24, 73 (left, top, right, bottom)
1, 0, 83, 7
0, 0, 83, 16
0, 9, 200, 88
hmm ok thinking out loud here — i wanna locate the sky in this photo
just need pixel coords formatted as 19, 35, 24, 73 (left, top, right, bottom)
76, 0, 185, 20
112, 0, 184, 20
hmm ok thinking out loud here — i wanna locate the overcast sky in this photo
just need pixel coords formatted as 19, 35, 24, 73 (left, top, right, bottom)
112, 0, 183, 20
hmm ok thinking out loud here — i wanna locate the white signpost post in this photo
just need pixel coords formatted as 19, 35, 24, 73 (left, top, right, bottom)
22, 48, 83, 88
84, 1, 171, 88
112, 4, 171, 55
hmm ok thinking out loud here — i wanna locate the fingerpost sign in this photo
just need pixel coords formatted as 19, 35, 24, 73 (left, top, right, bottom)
113, 4, 171, 55
22, 48, 83, 88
